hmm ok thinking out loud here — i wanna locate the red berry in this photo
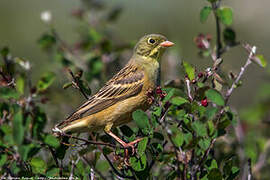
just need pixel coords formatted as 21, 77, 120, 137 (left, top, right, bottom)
156, 86, 162, 94
198, 72, 204, 78
201, 99, 208, 107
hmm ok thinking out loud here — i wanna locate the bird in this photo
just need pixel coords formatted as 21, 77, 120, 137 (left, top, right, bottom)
53, 34, 174, 161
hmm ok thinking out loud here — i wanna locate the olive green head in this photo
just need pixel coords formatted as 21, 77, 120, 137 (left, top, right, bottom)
133, 34, 174, 59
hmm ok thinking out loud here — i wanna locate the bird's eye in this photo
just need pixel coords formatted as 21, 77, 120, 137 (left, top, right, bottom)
148, 38, 155, 44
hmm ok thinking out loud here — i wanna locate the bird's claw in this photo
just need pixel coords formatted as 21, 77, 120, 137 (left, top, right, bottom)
122, 138, 144, 166
52, 126, 64, 137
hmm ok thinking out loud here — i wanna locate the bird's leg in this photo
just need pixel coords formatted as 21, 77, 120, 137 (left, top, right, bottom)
104, 123, 143, 165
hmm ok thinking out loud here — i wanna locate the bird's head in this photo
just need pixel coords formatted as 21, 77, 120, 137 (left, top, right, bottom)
133, 34, 174, 60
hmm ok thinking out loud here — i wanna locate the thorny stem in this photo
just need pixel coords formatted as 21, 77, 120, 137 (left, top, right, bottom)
225, 45, 257, 103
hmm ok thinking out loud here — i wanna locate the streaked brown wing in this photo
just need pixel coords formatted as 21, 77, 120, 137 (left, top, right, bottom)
57, 64, 144, 127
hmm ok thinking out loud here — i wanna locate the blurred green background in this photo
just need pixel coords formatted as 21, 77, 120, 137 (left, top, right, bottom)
0, 0, 269, 125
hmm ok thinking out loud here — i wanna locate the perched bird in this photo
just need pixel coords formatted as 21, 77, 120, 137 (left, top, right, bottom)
53, 34, 174, 158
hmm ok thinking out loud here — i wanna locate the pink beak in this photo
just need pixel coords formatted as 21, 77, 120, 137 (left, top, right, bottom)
160, 40, 175, 47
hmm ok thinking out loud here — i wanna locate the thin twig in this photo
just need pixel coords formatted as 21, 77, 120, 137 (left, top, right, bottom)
252, 140, 270, 175
67, 68, 89, 100
48, 146, 60, 169
51, 28, 86, 69
225, 45, 256, 102
81, 155, 107, 180
58, 131, 117, 148
69, 159, 75, 180
212, 0, 222, 59
194, 138, 216, 173
185, 78, 193, 101
247, 158, 252, 180
103, 153, 135, 180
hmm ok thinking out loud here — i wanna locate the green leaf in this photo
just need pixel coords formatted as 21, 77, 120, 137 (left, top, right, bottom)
198, 138, 211, 151
207, 168, 222, 180
44, 134, 60, 148
171, 126, 184, 147
183, 61, 195, 80
62, 82, 73, 89
192, 121, 207, 137
208, 159, 218, 170
171, 97, 188, 106
137, 137, 148, 157
132, 110, 150, 134
1, 47, 9, 57
38, 33, 56, 49
205, 107, 218, 120
18, 144, 33, 161
151, 143, 163, 154
37, 72, 56, 92
46, 167, 59, 176
10, 161, 20, 174
217, 7, 233, 25
16, 76, 25, 95
13, 110, 24, 145
152, 106, 162, 116
0, 87, 20, 99
96, 160, 110, 172
205, 89, 225, 106
223, 28, 236, 45
153, 132, 164, 141
207, 120, 215, 136
253, 54, 267, 68
30, 157, 46, 174
89, 28, 102, 43
130, 153, 147, 171
119, 125, 134, 137
200, 6, 212, 23
162, 88, 175, 102
0, 154, 7, 167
